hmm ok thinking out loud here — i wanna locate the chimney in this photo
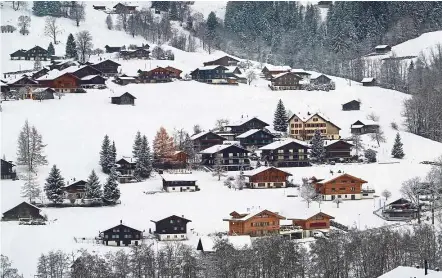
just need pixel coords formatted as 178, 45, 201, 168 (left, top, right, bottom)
424, 260, 428, 275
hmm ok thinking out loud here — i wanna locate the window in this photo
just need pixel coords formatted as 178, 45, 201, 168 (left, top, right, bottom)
294, 118, 298, 122
170, 220, 174, 224
105, 235, 108, 239
339, 187, 346, 190
299, 149, 304, 153
278, 155, 284, 160
338, 195, 341, 198
181, 227, 184, 230
331, 188, 336, 191
167, 235, 170, 239
291, 124, 294, 128
313, 118, 318, 122
342, 180, 347, 183
294, 130, 298, 134
174, 227, 178, 230
174, 235, 178, 238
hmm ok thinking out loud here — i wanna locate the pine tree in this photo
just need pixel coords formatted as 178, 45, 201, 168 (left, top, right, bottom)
110, 141, 117, 167
132, 131, 142, 159
391, 132, 405, 159
44, 165, 65, 204
153, 127, 175, 163
106, 14, 113, 30
21, 170, 41, 203
140, 135, 153, 178
99, 135, 111, 174
273, 99, 288, 132
85, 170, 102, 199
47, 42, 55, 56
17, 120, 48, 173
65, 33, 77, 59
103, 166, 120, 204
310, 129, 325, 163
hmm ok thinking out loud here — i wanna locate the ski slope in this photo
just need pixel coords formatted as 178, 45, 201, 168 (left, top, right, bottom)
2, 2, 442, 276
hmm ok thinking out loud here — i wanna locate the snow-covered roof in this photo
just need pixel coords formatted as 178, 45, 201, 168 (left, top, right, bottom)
292, 111, 331, 122
117, 76, 136, 80
161, 174, 197, 182
81, 75, 101, 80
315, 173, 367, 185
190, 131, 211, 140
32, 87, 54, 93
377, 266, 440, 278
259, 138, 310, 150
351, 120, 378, 127
265, 65, 291, 72
7, 75, 37, 84
1, 80, 9, 86
236, 129, 261, 139
37, 65, 88, 81
361, 77, 375, 83
200, 143, 245, 154
309, 72, 328, 80
225, 66, 240, 74
225, 209, 285, 222
323, 140, 354, 147
272, 72, 296, 79
195, 65, 227, 71
375, 45, 390, 49
227, 116, 268, 127
280, 219, 293, 226
291, 68, 311, 75
3, 201, 42, 214
286, 211, 334, 221
198, 235, 252, 252
243, 166, 292, 177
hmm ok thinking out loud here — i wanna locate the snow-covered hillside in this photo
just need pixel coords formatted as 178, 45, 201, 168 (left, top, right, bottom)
2, 2, 442, 277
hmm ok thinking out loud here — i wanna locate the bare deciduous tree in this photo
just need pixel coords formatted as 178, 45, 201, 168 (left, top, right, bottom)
44, 17, 63, 45
75, 30, 93, 63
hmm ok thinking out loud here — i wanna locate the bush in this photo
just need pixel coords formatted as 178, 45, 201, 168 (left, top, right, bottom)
364, 149, 377, 163
391, 122, 398, 130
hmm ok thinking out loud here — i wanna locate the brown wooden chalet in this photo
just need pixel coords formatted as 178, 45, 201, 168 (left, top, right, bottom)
270, 72, 302, 90
119, 48, 150, 59
287, 212, 334, 238
324, 140, 354, 161
165, 66, 183, 79
105, 45, 122, 53
224, 209, 285, 237
63, 180, 87, 199
1, 159, 16, 180
190, 65, 229, 83
381, 198, 418, 221
310, 74, 332, 85
203, 55, 240, 67
199, 142, 250, 171
2, 202, 45, 221
8, 76, 39, 90
37, 72, 80, 93
92, 60, 121, 76
261, 65, 291, 79
111, 92, 136, 105
173, 151, 188, 164
138, 67, 173, 83
161, 174, 198, 192
26, 46, 49, 60
32, 87, 55, 100
190, 131, 226, 151
361, 77, 376, 86
113, 3, 137, 13
116, 157, 136, 183
236, 129, 275, 149
312, 173, 369, 201
260, 139, 310, 167
99, 221, 143, 246
151, 215, 191, 241
63, 65, 103, 79
351, 120, 380, 135
80, 75, 106, 88
243, 166, 292, 189
114, 75, 137, 85
9, 49, 27, 60
225, 116, 269, 135
342, 100, 361, 111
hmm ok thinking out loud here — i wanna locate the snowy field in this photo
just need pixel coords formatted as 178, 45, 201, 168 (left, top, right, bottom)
2, 2, 442, 276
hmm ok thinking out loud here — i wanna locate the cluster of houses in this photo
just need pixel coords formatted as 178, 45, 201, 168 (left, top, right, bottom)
104, 43, 150, 60
112, 66, 183, 86
93, 2, 138, 14
10, 45, 51, 61
190, 55, 247, 85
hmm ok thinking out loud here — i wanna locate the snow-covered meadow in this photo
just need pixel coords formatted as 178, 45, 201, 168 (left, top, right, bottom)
2, 2, 442, 276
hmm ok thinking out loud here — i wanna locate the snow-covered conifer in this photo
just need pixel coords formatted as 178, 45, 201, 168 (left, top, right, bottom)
99, 135, 111, 174
391, 132, 405, 159
85, 170, 102, 199
110, 141, 117, 168
140, 135, 153, 178
106, 14, 113, 30
132, 131, 142, 159
310, 129, 325, 163
47, 42, 55, 56
33, 57, 42, 71
44, 165, 65, 204
103, 166, 120, 204
273, 99, 288, 133
65, 33, 77, 59
333, 197, 343, 208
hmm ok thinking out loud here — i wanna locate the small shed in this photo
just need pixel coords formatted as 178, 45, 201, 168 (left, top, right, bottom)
374, 45, 391, 54
2, 202, 45, 221
342, 100, 361, 111
361, 77, 376, 86
111, 92, 136, 105
32, 87, 55, 100
114, 75, 137, 85
63, 180, 87, 199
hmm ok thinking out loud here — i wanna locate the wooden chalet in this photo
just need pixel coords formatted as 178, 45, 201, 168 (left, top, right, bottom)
361, 77, 376, 86
62, 180, 87, 199
10, 49, 27, 60
323, 140, 354, 161
93, 5, 106, 10
199, 143, 250, 171
161, 174, 198, 192
113, 3, 137, 13
351, 120, 380, 135
111, 92, 136, 105
190, 65, 229, 83
99, 221, 143, 246
342, 100, 361, 111
37, 72, 80, 93
375, 45, 391, 54
92, 60, 121, 76
203, 55, 240, 67
197, 235, 252, 253
80, 75, 106, 88
32, 87, 55, 100
26, 46, 49, 60
1, 159, 16, 180
119, 48, 150, 59
270, 72, 302, 90
259, 139, 310, 167
223, 209, 285, 237
114, 75, 137, 85
261, 65, 291, 79
287, 212, 334, 238
236, 129, 275, 149
116, 157, 136, 183
7, 76, 39, 90
2, 202, 45, 221
138, 67, 173, 83
243, 166, 292, 189
382, 198, 418, 221
225, 66, 247, 84
151, 215, 191, 241
31, 67, 50, 79
63, 65, 103, 79
190, 131, 226, 151
312, 173, 370, 201
225, 116, 269, 135
165, 66, 183, 79
310, 74, 332, 85
288, 111, 341, 141
105, 45, 122, 53
173, 151, 188, 164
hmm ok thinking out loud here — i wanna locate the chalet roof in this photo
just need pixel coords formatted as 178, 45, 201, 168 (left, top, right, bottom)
10, 49, 27, 56
2, 201, 42, 215
315, 173, 367, 185
288, 111, 341, 130
226, 116, 269, 128
199, 143, 249, 154
190, 131, 210, 140
375, 45, 390, 50
243, 166, 292, 177
259, 138, 310, 150
116, 157, 135, 164
287, 211, 335, 221
37, 65, 95, 80
117, 92, 136, 99
377, 266, 440, 278
1, 159, 15, 167
310, 73, 331, 80
361, 77, 375, 83
64, 180, 87, 188
343, 100, 360, 105
351, 120, 379, 127
388, 198, 412, 206
165, 66, 182, 73
197, 235, 252, 252
161, 174, 197, 182
224, 209, 285, 222
7, 76, 38, 85
151, 215, 192, 223
272, 72, 302, 80
1, 80, 9, 86
81, 75, 103, 81
194, 65, 228, 71
264, 65, 291, 72
236, 129, 274, 139
291, 68, 311, 75
93, 59, 121, 67
323, 140, 354, 148
28, 45, 48, 53
225, 66, 241, 74
32, 87, 55, 93
102, 223, 142, 233
204, 55, 240, 64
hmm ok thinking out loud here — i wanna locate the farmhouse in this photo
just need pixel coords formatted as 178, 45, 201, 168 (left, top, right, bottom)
61, 65, 103, 79
236, 129, 275, 149
32, 87, 55, 100
243, 166, 292, 189
223, 209, 285, 237
382, 198, 418, 221
190, 131, 226, 151
92, 60, 121, 76
151, 215, 191, 241
190, 65, 228, 83
37, 72, 80, 93
9, 49, 27, 60
116, 157, 136, 183
374, 45, 391, 54
287, 212, 335, 238
164, 66, 183, 79
80, 75, 106, 88
288, 111, 341, 141
111, 92, 136, 105
351, 120, 380, 135
197, 235, 252, 253
361, 77, 376, 86
323, 140, 354, 162
62, 180, 87, 199
203, 55, 240, 67
1, 159, 16, 180
114, 75, 137, 85
342, 100, 361, 111
199, 143, 250, 171
161, 174, 199, 192
312, 173, 370, 201
105, 45, 122, 53
138, 67, 173, 83
270, 72, 302, 90
225, 116, 269, 135
99, 221, 143, 246
310, 73, 332, 85
119, 48, 150, 59
261, 65, 291, 79
26, 46, 50, 60
260, 139, 310, 167
7, 76, 39, 90
2, 202, 45, 221
113, 3, 137, 13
